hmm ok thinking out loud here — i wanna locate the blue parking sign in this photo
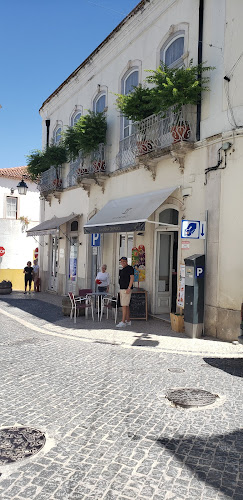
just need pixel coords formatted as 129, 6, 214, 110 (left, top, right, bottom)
91, 233, 101, 247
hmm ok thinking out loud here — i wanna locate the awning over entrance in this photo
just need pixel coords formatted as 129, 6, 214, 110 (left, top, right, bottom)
84, 187, 178, 234
26, 214, 79, 237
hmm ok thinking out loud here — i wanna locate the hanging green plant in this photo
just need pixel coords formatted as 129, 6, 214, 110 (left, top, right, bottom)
145, 60, 214, 113
115, 61, 214, 122
27, 144, 68, 181
64, 111, 107, 160
115, 84, 159, 122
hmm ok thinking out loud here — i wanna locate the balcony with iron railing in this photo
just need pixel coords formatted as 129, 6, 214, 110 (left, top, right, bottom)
116, 106, 197, 170
65, 143, 107, 189
38, 165, 64, 198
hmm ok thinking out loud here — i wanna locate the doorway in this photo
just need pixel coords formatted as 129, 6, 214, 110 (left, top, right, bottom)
154, 208, 179, 314
68, 235, 78, 293
49, 236, 58, 291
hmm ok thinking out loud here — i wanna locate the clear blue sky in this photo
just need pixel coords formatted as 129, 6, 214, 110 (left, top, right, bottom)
0, 0, 139, 169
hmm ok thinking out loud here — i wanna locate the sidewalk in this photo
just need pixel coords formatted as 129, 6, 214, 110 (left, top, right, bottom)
0, 291, 242, 358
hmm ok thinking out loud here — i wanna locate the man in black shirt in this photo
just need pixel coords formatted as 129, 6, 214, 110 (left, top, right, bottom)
23, 261, 33, 294
116, 257, 134, 328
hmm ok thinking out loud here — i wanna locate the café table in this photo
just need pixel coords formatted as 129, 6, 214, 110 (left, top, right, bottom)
86, 291, 108, 320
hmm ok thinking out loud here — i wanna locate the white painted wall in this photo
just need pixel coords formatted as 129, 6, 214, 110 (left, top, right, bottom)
38, 0, 243, 339
0, 177, 40, 272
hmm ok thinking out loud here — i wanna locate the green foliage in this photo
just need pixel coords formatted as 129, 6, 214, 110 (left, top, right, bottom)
115, 85, 159, 122
64, 111, 107, 159
146, 60, 214, 112
26, 144, 67, 181
26, 150, 46, 181
115, 61, 214, 121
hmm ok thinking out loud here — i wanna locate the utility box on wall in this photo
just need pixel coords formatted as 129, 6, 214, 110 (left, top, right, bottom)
184, 254, 205, 338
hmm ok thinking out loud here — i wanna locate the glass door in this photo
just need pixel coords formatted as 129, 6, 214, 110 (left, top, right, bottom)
49, 236, 59, 291
155, 232, 174, 313
68, 236, 78, 293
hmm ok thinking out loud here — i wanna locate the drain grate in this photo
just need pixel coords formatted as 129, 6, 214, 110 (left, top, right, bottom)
0, 427, 46, 465
166, 388, 218, 408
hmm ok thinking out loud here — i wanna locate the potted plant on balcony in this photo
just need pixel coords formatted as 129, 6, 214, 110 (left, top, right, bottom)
64, 111, 107, 174
146, 60, 214, 142
27, 143, 67, 182
115, 84, 159, 154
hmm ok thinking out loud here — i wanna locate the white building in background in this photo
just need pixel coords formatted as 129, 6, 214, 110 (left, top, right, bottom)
30, 0, 243, 341
0, 167, 40, 290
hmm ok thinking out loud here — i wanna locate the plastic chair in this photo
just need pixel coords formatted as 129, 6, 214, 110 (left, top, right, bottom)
68, 292, 94, 323
100, 294, 118, 323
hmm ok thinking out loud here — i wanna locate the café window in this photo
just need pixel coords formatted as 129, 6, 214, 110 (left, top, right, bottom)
6, 196, 18, 219
119, 233, 134, 266
159, 208, 178, 225
71, 220, 78, 232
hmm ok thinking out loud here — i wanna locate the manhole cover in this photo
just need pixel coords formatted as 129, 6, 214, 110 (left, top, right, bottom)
0, 427, 46, 465
166, 388, 218, 408
168, 368, 185, 373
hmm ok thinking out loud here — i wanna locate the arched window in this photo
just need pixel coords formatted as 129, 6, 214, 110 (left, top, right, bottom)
71, 220, 78, 232
71, 112, 81, 127
122, 69, 139, 138
94, 94, 106, 114
159, 208, 178, 225
53, 126, 62, 145
160, 34, 185, 68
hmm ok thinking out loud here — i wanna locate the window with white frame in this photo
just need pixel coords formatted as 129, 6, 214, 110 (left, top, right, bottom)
94, 94, 106, 114
160, 33, 185, 68
6, 196, 18, 219
122, 70, 139, 138
53, 126, 62, 144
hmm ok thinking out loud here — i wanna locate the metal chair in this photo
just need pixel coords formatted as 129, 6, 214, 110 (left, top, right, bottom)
100, 294, 118, 323
68, 292, 94, 323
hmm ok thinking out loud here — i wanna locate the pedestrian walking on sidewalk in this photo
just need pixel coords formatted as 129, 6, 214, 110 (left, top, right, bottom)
116, 257, 134, 328
23, 261, 33, 294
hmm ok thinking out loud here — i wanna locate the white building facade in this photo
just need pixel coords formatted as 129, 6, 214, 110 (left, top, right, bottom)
35, 0, 243, 341
0, 167, 40, 290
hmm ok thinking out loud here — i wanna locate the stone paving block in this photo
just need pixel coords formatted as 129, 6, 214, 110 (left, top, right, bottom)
0, 296, 243, 500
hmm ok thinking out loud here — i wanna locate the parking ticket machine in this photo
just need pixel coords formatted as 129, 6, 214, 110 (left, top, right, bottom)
184, 254, 205, 338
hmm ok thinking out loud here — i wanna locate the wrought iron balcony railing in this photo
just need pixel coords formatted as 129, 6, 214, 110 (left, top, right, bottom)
38, 166, 64, 195
65, 143, 106, 188
116, 106, 196, 169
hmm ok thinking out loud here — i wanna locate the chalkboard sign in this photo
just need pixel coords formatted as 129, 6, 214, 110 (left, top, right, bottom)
129, 290, 148, 320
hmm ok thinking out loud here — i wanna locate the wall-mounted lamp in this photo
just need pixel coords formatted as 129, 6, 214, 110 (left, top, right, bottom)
10, 188, 15, 194
16, 176, 28, 195
222, 142, 232, 151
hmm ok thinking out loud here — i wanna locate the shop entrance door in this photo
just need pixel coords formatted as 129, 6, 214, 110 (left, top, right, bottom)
67, 236, 78, 293
49, 236, 58, 291
155, 232, 174, 314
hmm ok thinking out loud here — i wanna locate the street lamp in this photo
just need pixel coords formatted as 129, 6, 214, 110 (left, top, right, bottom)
16, 177, 28, 195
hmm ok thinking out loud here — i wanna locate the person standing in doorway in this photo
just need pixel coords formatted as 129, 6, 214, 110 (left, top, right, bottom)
23, 261, 33, 294
116, 257, 134, 328
33, 259, 40, 292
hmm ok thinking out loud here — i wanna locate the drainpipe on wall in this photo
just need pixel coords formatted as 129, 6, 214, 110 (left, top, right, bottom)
196, 0, 204, 141
45, 119, 50, 148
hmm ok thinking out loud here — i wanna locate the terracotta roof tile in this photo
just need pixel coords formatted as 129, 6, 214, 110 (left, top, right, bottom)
0, 166, 31, 180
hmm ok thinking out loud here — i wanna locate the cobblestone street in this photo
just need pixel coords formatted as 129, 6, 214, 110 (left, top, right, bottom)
0, 292, 243, 499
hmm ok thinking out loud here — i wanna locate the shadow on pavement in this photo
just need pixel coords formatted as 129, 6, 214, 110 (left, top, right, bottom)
203, 357, 243, 378
0, 298, 62, 324
0, 296, 188, 340
155, 429, 243, 498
